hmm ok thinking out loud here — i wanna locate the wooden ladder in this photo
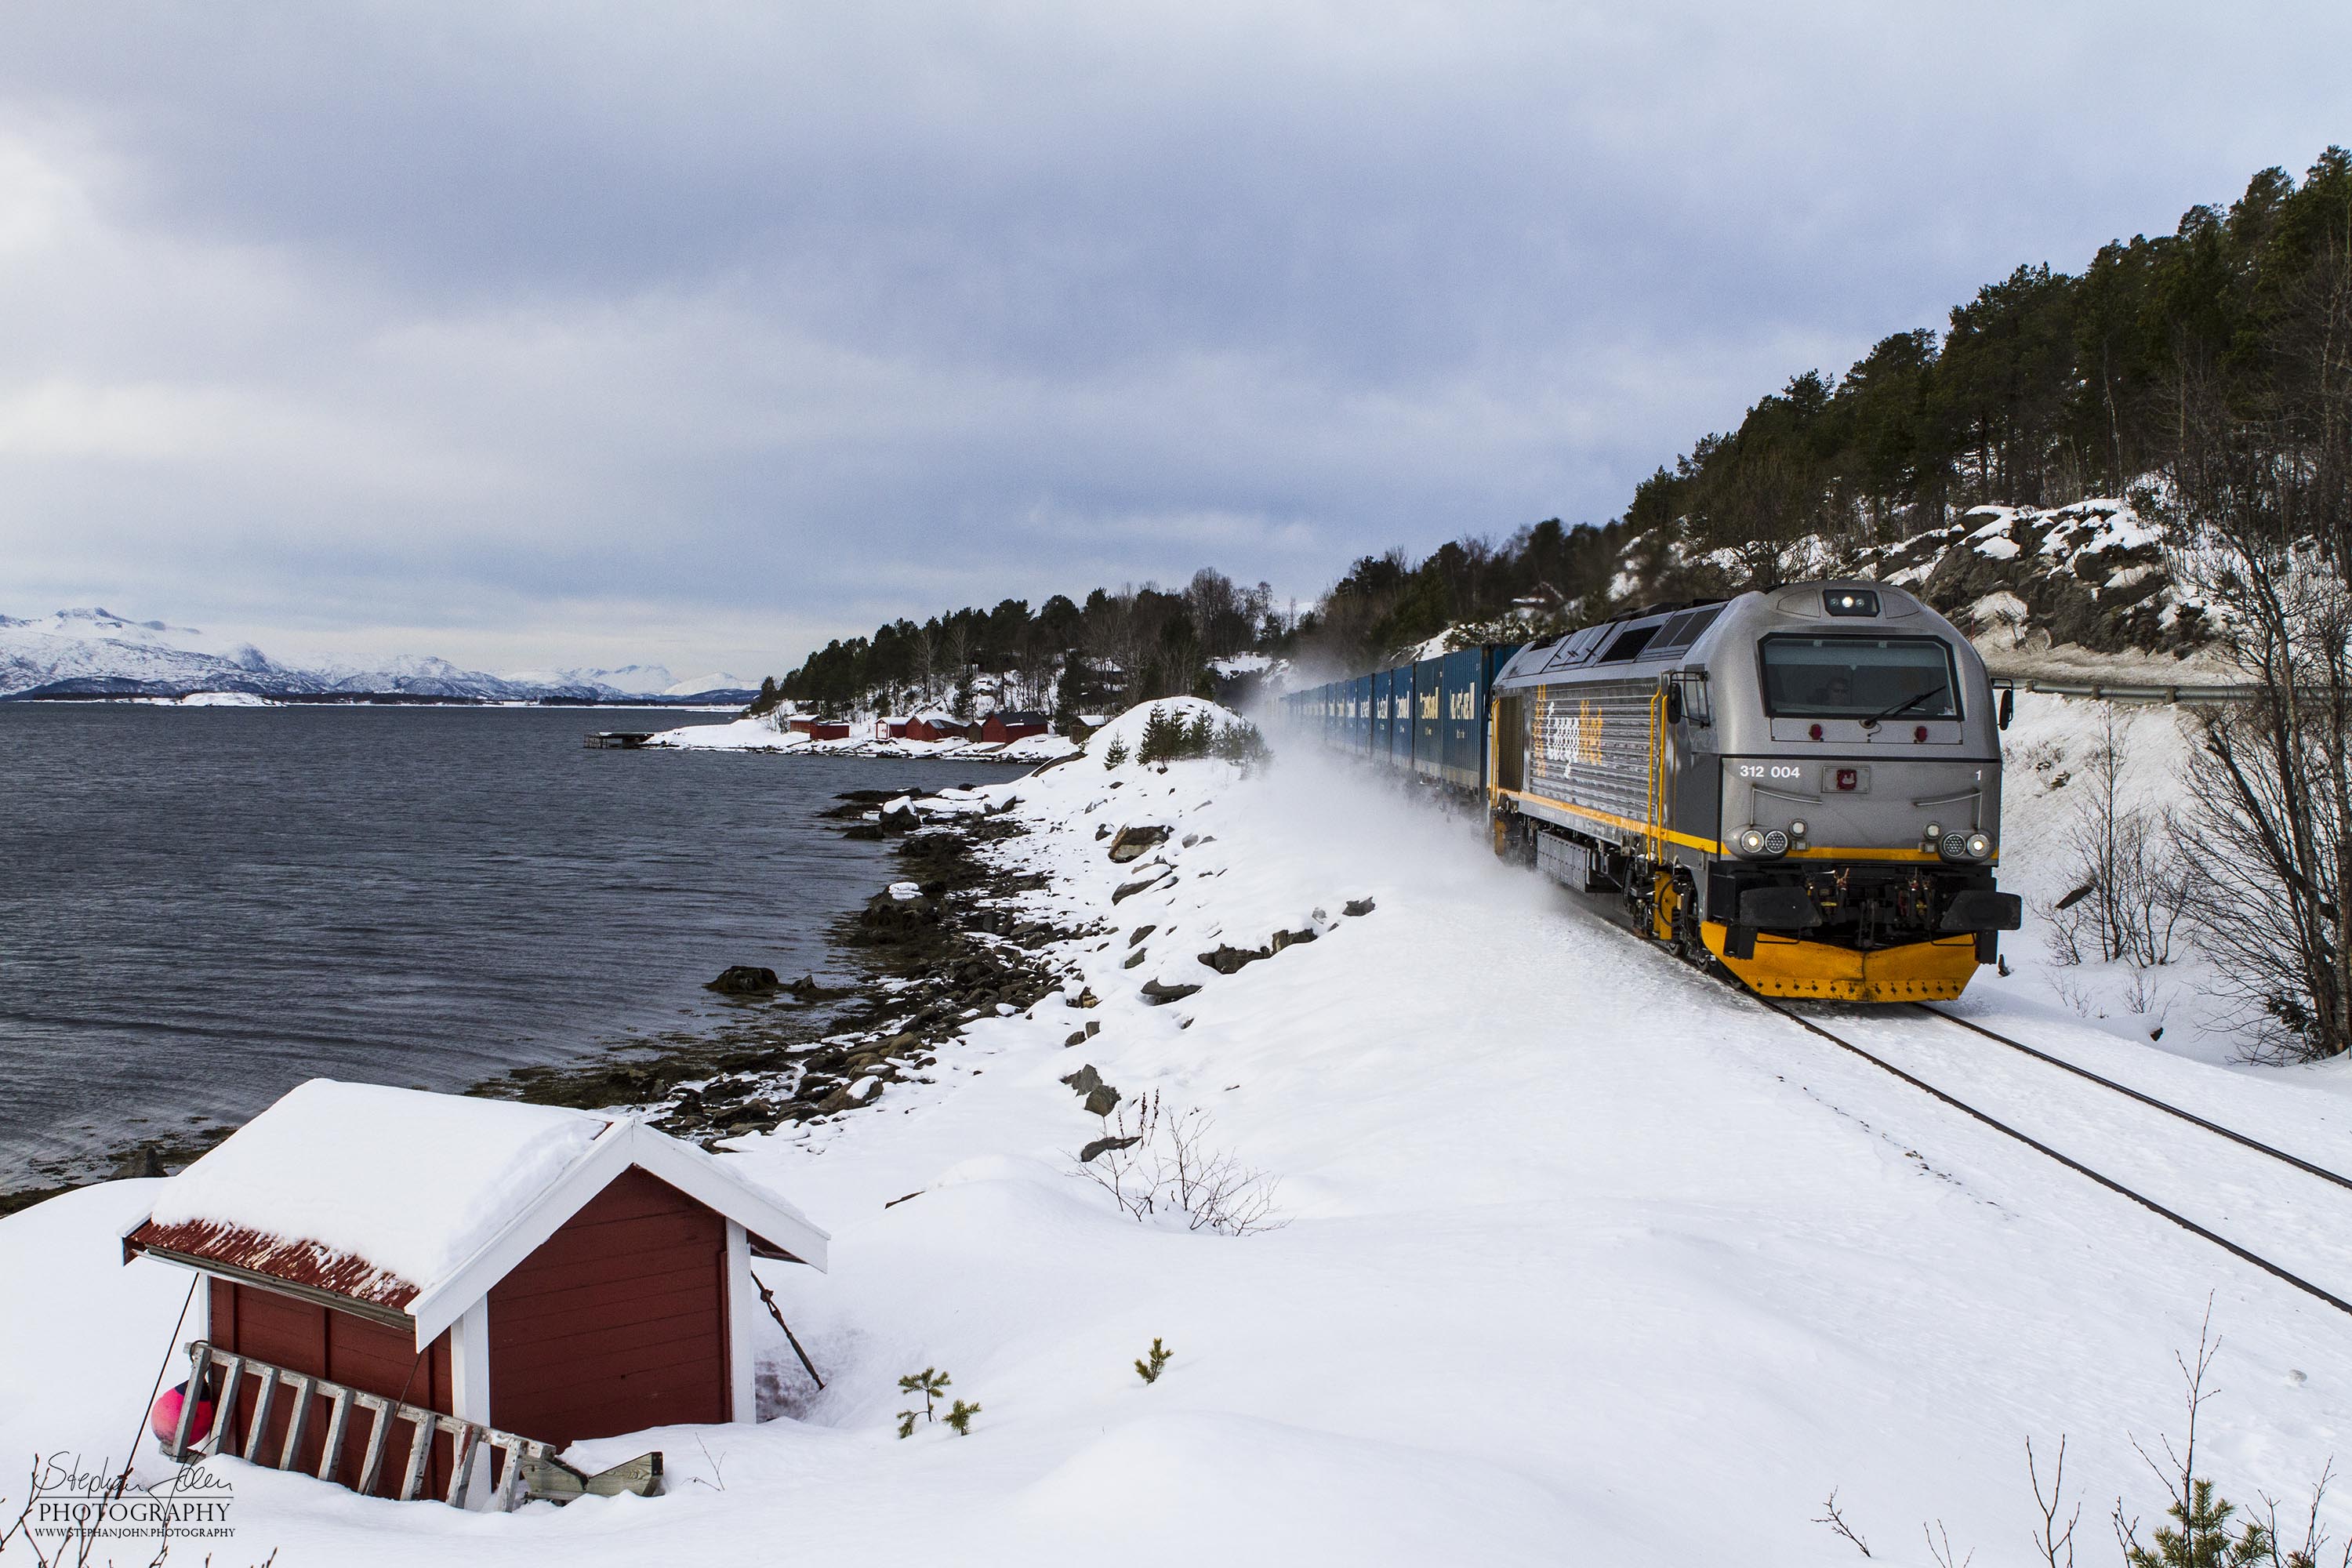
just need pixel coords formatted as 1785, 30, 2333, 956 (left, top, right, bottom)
165, 1339, 557, 1512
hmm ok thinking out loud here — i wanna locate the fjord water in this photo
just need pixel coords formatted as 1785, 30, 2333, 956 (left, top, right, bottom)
0, 704, 987, 1190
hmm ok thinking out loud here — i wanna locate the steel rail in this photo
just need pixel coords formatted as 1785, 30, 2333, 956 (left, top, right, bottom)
1916, 1004, 2352, 1193
1751, 995, 2352, 1321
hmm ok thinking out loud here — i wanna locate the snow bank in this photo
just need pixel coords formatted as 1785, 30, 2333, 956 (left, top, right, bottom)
1083, 695, 1248, 763
146, 1081, 607, 1291
647, 714, 1080, 764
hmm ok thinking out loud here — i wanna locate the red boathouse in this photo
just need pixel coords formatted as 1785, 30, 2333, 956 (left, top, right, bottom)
123, 1081, 828, 1503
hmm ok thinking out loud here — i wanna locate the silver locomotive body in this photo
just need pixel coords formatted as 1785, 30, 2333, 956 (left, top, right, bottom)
1490, 582, 2021, 1001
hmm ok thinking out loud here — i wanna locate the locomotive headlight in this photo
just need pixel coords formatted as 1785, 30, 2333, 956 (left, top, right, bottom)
1788, 818, 1809, 840
1965, 832, 1992, 860
1737, 827, 1768, 856
1940, 831, 1970, 860
1762, 829, 1790, 856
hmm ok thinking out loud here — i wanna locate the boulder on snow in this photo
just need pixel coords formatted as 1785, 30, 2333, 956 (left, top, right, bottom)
1107, 824, 1170, 864
1061, 1063, 1104, 1096
1141, 978, 1202, 1006
1083, 1084, 1123, 1117
1198, 944, 1269, 975
1269, 927, 1317, 953
1112, 870, 1174, 905
1080, 1134, 1140, 1164
1343, 898, 1376, 917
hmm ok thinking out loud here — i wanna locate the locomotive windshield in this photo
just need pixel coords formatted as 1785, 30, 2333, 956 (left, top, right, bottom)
1759, 636, 1959, 720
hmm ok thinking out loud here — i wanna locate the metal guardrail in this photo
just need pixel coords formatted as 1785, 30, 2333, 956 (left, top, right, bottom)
168, 1339, 557, 1511
1993, 675, 2263, 706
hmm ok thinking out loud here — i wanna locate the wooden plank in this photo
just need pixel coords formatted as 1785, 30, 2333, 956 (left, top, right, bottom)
169, 1342, 207, 1457
493, 1232, 722, 1292
316, 1388, 355, 1484
395, 1410, 434, 1502
244, 1367, 279, 1465
445, 1424, 481, 1508
492, 1309, 720, 1377
491, 1275, 720, 1336
353, 1396, 394, 1497
209, 1357, 245, 1458
278, 1375, 316, 1470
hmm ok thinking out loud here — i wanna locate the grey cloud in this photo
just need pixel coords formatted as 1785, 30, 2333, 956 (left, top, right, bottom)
0, 2, 2347, 673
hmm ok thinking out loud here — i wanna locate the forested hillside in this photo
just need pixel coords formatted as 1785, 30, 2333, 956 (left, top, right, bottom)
1308, 145, 2350, 666
759, 570, 1287, 723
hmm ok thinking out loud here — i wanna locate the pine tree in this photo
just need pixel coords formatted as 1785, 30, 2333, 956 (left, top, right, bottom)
1054, 656, 1087, 735
897, 1367, 950, 1425
2122, 1479, 2272, 1568
943, 1399, 981, 1436
1183, 713, 1214, 758
1134, 1338, 1174, 1384
1138, 706, 1183, 765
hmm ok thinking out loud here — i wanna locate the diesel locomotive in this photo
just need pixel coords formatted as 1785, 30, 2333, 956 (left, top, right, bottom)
1281, 581, 2023, 1003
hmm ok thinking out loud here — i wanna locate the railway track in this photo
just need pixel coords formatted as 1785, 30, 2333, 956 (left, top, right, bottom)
1751, 995, 2352, 1319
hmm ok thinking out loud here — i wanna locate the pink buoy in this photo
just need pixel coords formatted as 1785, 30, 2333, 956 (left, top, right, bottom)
149, 1382, 214, 1446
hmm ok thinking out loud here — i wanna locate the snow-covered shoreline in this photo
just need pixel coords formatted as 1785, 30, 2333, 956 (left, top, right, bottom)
648, 713, 1081, 764
7, 695, 2352, 1563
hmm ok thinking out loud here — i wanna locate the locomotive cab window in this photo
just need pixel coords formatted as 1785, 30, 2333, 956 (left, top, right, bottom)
1759, 636, 1959, 720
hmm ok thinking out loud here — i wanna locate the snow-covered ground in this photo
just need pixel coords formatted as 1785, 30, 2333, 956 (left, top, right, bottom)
6, 698, 2350, 1564
648, 713, 1080, 764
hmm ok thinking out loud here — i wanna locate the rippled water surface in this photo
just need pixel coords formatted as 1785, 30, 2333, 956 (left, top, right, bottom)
0, 704, 990, 1189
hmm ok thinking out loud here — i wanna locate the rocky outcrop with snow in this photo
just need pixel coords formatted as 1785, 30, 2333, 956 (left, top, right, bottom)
1857, 498, 2208, 660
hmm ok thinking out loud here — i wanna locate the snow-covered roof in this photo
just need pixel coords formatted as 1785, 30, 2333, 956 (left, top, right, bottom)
125, 1080, 828, 1348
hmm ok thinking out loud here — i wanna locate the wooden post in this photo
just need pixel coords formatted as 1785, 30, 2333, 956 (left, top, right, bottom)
316, 1388, 355, 1484
209, 1356, 245, 1458
169, 1342, 207, 1458
278, 1376, 315, 1470
445, 1423, 481, 1508
243, 1368, 278, 1465
354, 1395, 393, 1497
394, 1410, 434, 1502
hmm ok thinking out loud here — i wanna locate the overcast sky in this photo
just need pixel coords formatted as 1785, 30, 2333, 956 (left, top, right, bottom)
1, 2, 2344, 678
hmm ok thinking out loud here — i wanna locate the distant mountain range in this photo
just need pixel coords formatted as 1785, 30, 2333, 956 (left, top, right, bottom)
0, 608, 757, 704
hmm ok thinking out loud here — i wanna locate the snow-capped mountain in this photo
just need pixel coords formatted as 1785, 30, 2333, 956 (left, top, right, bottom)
0, 609, 759, 703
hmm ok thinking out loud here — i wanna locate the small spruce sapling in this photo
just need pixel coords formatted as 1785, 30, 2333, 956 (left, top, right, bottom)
1135, 1338, 1174, 1384
943, 1399, 981, 1436
1102, 735, 1129, 770
897, 1367, 951, 1430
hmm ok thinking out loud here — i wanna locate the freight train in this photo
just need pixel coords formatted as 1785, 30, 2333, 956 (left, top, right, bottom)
1279, 581, 2023, 1003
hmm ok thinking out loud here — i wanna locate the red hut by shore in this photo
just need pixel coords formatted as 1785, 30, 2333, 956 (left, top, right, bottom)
122, 1081, 826, 1506
977, 710, 1050, 744
900, 711, 969, 742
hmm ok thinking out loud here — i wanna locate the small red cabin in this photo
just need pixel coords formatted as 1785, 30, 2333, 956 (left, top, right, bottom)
124, 1082, 827, 1505
787, 717, 851, 741
901, 713, 970, 742
978, 710, 1050, 743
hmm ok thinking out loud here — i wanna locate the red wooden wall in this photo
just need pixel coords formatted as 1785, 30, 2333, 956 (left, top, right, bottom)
207, 1279, 456, 1497
487, 1166, 730, 1445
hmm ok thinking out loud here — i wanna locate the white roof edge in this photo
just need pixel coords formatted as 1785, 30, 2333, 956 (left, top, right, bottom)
406, 1120, 828, 1350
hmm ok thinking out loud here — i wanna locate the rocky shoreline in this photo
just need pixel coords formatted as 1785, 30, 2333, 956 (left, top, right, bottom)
478, 780, 1093, 1144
